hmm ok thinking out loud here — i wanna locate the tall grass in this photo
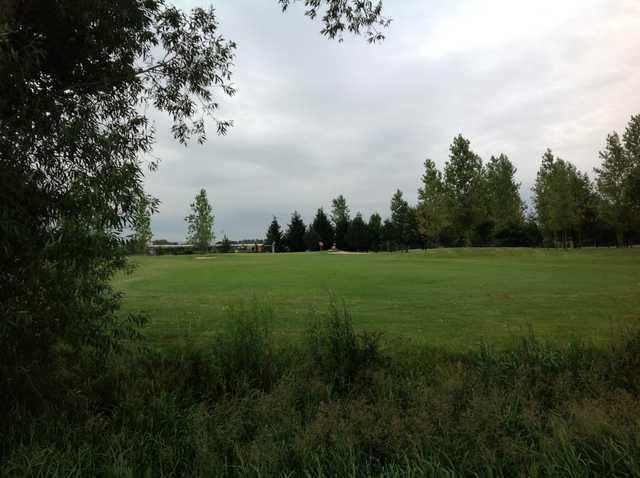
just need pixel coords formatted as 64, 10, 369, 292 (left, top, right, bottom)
2, 302, 640, 476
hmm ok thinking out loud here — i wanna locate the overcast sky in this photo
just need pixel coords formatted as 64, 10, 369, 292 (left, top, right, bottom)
145, 0, 640, 241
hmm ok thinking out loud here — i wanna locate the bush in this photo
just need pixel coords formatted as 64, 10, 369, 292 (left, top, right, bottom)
307, 300, 385, 394
3, 303, 640, 476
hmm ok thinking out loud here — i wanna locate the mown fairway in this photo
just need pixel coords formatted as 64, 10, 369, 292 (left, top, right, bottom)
115, 248, 640, 349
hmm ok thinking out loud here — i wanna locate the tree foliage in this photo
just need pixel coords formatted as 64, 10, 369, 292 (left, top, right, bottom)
0, 0, 237, 403
417, 159, 450, 247
331, 194, 350, 249
594, 116, 640, 245
285, 211, 307, 252
130, 195, 156, 254
312, 208, 334, 250
278, 0, 390, 43
443, 135, 484, 246
346, 213, 370, 251
367, 213, 383, 251
266, 216, 284, 252
185, 188, 215, 251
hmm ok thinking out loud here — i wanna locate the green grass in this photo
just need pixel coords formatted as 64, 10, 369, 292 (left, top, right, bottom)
115, 248, 640, 349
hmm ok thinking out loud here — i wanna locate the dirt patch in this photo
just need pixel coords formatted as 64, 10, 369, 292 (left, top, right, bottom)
194, 256, 216, 260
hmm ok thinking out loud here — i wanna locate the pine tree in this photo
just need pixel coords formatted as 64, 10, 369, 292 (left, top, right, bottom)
331, 195, 350, 249
390, 189, 411, 251
185, 188, 214, 251
346, 213, 369, 251
304, 226, 322, 251
311, 208, 334, 250
266, 216, 283, 252
285, 211, 307, 252
368, 213, 383, 251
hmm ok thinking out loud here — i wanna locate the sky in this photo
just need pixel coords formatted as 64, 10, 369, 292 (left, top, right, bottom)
145, 0, 640, 241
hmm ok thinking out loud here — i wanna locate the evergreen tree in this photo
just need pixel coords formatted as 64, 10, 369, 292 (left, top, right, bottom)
304, 226, 322, 251
285, 211, 307, 252
444, 135, 484, 246
416, 159, 450, 247
390, 189, 411, 251
311, 208, 334, 250
346, 213, 370, 251
368, 213, 383, 251
382, 218, 395, 251
266, 216, 283, 252
331, 195, 350, 249
185, 188, 214, 251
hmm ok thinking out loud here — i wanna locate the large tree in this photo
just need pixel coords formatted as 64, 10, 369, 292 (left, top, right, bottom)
533, 150, 594, 248
266, 216, 284, 252
0, 0, 388, 400
595, 116, 640, 246
331, 194, 350, 249
346, 213, 370, 251
390, 189, 412, 251
416, 159, 450, 247
185, 189, 215, 251
285, 211, 307, 252
368, 213, 383, 251
312, 207, 334, 250
485, 154, 524, 230
443, 135, 484, 246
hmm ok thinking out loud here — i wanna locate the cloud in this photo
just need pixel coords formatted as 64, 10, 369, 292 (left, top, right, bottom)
144, 0, 640, 240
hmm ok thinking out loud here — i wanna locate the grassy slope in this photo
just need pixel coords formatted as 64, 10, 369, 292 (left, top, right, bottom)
114, 248, 640, 349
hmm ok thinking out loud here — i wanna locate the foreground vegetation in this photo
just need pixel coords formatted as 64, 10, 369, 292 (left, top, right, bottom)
3, 301, 640, 477
115, 248, 640, 349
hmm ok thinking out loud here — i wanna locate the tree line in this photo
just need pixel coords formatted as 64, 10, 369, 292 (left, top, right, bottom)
266, 114, 640, 252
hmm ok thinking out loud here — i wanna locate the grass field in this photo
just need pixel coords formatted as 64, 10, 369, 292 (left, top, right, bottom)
115, 247, 640, 349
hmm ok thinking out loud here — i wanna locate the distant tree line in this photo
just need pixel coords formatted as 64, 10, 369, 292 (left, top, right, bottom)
266, 114, 640, 251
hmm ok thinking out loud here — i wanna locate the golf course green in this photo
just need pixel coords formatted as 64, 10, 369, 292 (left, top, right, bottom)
115, 247, 640, 349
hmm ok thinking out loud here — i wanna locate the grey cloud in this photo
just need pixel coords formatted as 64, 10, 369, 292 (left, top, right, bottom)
144, 0, 640, 240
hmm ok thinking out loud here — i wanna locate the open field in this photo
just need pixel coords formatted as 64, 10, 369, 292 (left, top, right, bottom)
115, 247, 640, 349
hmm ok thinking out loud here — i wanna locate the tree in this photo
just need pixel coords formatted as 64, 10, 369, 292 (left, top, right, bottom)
346, 213, 370, 251
368, 213, 383, 251
331, 195, 350, 249
0, 1, 236, 402
304, 226, 322, 251
485, 154, 524, 229
185, 189, 215, 251
218, 234, 232, 253
533, 150, 593, 248
416, 159, 450, 247
128, 195, 155, 254
312, 208, 334, 250
279, 0, 391, 44
622, 114, 640, 241
0, 0, 388, 406
443, 135, 484, 246
266, 216, 284, 252
595, 116, 640, 246
285, 211, 307, 252
390, 189, 412, 251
